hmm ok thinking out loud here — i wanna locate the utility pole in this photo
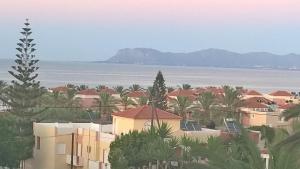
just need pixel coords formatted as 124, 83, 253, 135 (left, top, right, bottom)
71, 133, 74, 169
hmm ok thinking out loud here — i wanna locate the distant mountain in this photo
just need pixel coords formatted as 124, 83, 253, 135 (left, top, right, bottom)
105, 48, 300, 69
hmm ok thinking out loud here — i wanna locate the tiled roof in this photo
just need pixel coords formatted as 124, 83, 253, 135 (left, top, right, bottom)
112, 105, 182, 119
269, 90, 292, 97
246, 90, 262, 96
50, 86, 69, 93
127, 91, 149, 98
242, 98, 269, 109
78, 89, 99, 95
245, 97, 273, 104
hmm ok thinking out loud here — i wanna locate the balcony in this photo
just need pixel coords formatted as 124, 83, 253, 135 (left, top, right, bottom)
66, 155, 84, 166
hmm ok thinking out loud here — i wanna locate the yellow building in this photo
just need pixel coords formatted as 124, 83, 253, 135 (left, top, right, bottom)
33, 123, 114, 169
33, 106, 221, 169
112, 105, 182, 135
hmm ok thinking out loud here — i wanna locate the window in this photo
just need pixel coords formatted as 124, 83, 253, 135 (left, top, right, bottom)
87, 145, 91, 153
36, 136, 40, 150
56, 144, 66, 155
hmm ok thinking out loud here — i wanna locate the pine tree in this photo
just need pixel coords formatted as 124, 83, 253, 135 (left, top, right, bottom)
3, 19, 45, 166
152, 71, 167, 110
6, 19, 45, 116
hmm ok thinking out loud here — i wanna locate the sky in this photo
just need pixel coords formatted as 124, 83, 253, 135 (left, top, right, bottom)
1, 0, 300, 61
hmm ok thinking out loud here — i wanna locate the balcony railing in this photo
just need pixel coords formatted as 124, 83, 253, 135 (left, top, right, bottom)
66, 155, 84, 166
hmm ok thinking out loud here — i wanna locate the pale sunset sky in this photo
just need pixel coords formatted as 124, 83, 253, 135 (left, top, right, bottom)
1, 0, 300, 61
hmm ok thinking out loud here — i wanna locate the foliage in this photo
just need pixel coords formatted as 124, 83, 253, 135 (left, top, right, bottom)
95, 93, 118, 121
1, 20, 45, 166
249, 125, 276, 145
152, 71, 168, 110
137, 96, 148, 106
113, 85, 124, 94
222, 85, 242, 118
281, 104, 300, 121
120, 93, 136, 110
181, 84, 192, 90
198, 92, 215, 121
129, 84, 143, 92
109, 128, 175, 169
76, 84, 88, 91
171, 96, 194, 118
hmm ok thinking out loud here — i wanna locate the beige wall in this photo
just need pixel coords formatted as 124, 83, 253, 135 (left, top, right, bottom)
34, 124, 57, 169
112, 115, 181, 135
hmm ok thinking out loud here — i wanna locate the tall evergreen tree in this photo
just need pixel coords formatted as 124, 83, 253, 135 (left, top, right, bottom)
3, 19, 45, 166
152, 71, 167, 110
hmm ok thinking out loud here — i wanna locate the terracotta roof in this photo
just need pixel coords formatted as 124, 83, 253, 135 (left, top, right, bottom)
245, 97, 273, 104
99, 88, 117, 95
50, 86, 69, 93
245, 90, 262, 96
78, 89, 99, 95
269, 90, 292, 97
127, 91, 149, 98
242, 98, 268, 109
112, 105, 182, 119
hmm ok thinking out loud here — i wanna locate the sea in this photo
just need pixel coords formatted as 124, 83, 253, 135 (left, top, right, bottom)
1, 59, 300, 93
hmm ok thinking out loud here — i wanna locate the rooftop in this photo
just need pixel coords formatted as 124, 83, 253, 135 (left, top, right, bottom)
112, 105, 182, 120
269, 90, 292, 97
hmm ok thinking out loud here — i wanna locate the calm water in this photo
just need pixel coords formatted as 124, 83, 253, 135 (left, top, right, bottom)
0, 60, 300, 93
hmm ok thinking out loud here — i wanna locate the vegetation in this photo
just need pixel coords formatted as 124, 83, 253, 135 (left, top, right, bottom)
222, 85, 242, 118
109, 124, 300, 169
129, 84, 143, 92
120, 93, 136, 110
152, 71, 168, 110
181, 84, 192, 90
170, 96, 194, 118
95, 92, 119, 121
198, 92, 215, 121
0, 20, 46, 168
281, 104, 300, 120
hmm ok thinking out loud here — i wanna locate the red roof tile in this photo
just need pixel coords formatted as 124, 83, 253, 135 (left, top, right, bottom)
242, 98, 269, 109
269, 90, 292, 97
112, 105, 182, 119
127, 91, 149, 98
50, 86, 69, 93
245, 97, 273, 104
246, 90, 262, 96
78, 89, 99, 95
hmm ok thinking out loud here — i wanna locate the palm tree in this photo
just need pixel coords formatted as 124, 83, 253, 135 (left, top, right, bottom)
95, 92, 118, 121
96, 85, 106, 91
76, 84, 88, 91
138, 96, 148, 106
64, 88, 78, 107
120, 94, 136, 110
129, 84, 143, 92
222, 85, 242, 119
181, 84, 192, 90
170, 96, 194, 118
198, 92, 215, 121
281, 104, 300, 121
113, 86, 125, 94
